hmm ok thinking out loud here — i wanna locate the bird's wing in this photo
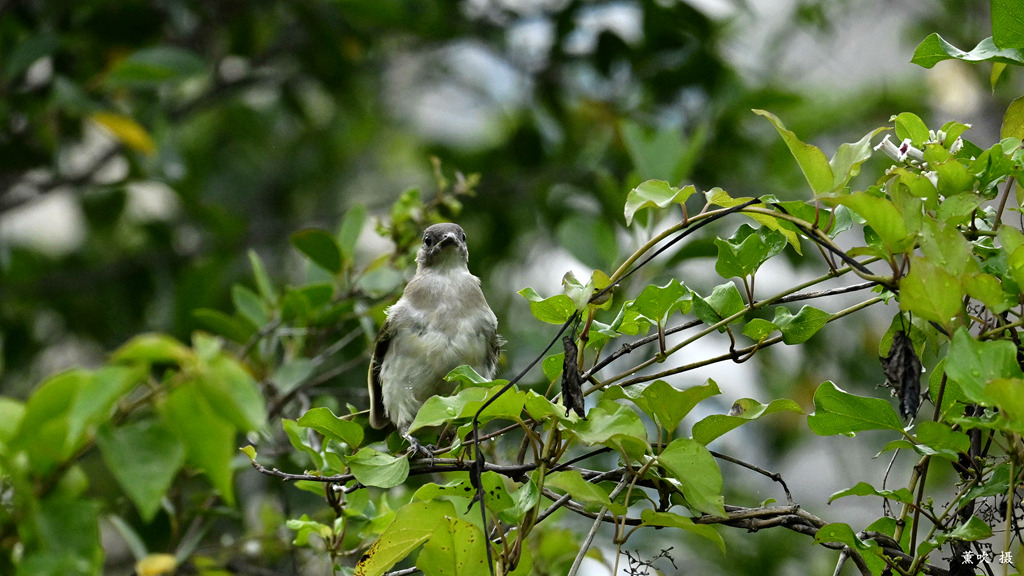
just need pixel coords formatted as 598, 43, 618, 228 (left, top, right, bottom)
367, 318, 393, 429
486, 323, 503, 377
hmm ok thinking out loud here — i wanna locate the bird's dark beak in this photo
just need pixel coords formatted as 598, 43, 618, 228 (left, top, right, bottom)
437, 232, 459, 248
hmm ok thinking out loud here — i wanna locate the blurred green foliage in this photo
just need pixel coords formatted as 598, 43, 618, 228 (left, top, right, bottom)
2, 1, 1024, 575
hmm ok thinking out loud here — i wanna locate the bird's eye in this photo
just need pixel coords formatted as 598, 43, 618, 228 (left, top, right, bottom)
423, 235, 433, 247
461, 231, 466, 242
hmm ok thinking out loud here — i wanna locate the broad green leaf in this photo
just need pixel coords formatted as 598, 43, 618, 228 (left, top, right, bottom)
691, 282, 745, 330
984, 378, 1024, 433
287, 514, 333, 547
771, 305, 832, 345
546, 470, 624, 514
753, 109, 833, 196
1002, 96, 1024, 141
105, 46, 206, 87
944, 327, 1023, 405
410, 384, 523, 432
282, 418, 323, 470
518, 287, 577, 324
827, 481, 914, 504
926, 146, 975, 197
616, 279, 691, 335
948, 515, 993, 541
657, 437, 727, 517
899, 257, 962, 330
963, 272, 1014, 314
571, 399, 649, 458
10, 370, 89, 472
292, 228, 343, 274
297, 406, 364, 448
814, 523, 887, 574
0, 398, 25, 443
742, 318, 778, 342
523, 389, 567, 422
30, 495, 103, 575
417, 515, 490, 576
354, 500, 455, 576
623, 181, 696, 226
704, 188, 802, 252
935, 192, 983, 227
194, 355, 266, 431
605, 379, 720, 433
911, 34, 1024, 69
337, 204, 366, 261
444, 364, 495, 387
97, 420, 185, 522
413, 471, 513, 515
807, 381, 904, 436
640, 509, 725, 554
692, 398, 803, 445
192, 309, 256, 343
993, 0, 1024, 49
162, 385, 237, 504
231, 284, 269, 327
66, 365, 143, 450
500, 475, 540, 524
829, 127, 888, 191
835, 192, 911, 253
346, 448, 410, 489
111, 333, 193, 365
714, 224, 786, 279
893, 112, 930, 147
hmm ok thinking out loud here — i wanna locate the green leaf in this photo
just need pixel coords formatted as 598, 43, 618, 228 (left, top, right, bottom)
827, 481, 914, 504
899, 257, 963, 330
417, 515, 491, 576
29, 495, 103, 575
292, 228, 344, 274
297, 406, 364, 448
705, 189, 803, 252
337, 204, 366, 262
111, 333, 193, 365
691, 282, 746, 329
0, 397, 25, 443
640, 509, 725, 553
605, 379, 720, 433
807, 381, 904, 436
945, 327, 1024, 405
546, 470, 624, 514
410, 384, 523, 432
354, 500, 455, 576
692, 398, 803, 445
192, 309, 256, 343
1002, 96, 1024, 141
162, 385, 237, 504
570, 399, 649, 458
771, 306, 832, 345
714, 224, 786, 279
742, 318, 778, 342
619, 278, 691, 331
949, 515, 993, 541
249, 249, 278, 303
893, 112, 930, 147
993, 0, 1024, 49
835, 191, 911, 253
657, 437, 727, 517
105, 46, 206, 87
282, 418, 323, 470
194, 355, 266, 431
753, 109, 833, 196
97, 420, 186, 522
623, 181, 696, 226
518, 287, 577, 324
911, 34, 1024, 69
66, 365, 143, 449
814, 523, 887, 574
231, 284, 269, 327
829, 127, 888, 191
10, 370, 89, 472
346, 447, 410, 489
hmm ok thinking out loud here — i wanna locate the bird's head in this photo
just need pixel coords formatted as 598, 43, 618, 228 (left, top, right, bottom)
416, 223, 469, 270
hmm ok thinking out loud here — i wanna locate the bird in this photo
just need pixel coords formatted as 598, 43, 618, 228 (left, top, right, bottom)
367, 223, 500, 450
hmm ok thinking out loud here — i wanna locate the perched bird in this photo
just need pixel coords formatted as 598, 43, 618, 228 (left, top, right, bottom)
367, 223, 500, 446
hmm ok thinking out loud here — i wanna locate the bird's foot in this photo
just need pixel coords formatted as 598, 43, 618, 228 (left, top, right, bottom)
404, 435, 437, 464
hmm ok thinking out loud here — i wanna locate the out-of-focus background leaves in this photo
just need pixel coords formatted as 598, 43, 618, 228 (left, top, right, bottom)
1, 1, 1019, 574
